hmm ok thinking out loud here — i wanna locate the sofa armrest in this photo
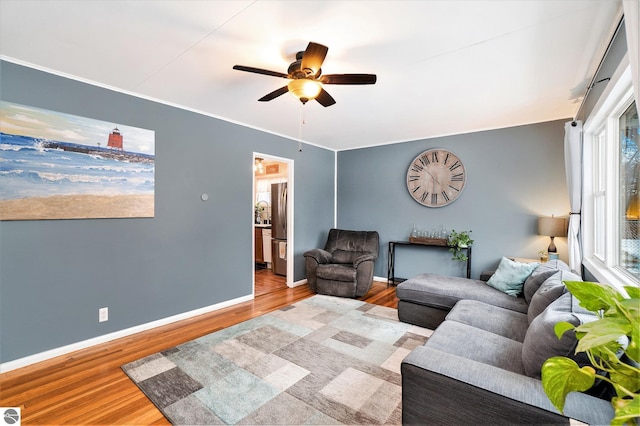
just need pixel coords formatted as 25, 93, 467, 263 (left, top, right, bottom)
479, 269, 495, 281
401, 346, 613, 425
303, 248, 332, 264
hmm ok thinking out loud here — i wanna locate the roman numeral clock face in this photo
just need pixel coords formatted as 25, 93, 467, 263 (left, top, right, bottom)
406, 149, 466, 207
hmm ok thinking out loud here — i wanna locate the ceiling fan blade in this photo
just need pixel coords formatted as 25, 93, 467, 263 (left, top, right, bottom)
300, 42, 328, 75
315, 88, 336, 107
320, 74, 377, 85
233, 65, 288, 79
258, 86, 289, 102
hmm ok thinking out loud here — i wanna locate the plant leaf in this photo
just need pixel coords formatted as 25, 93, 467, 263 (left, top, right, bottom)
623, 286, 640, 300
574, 317, 630, 353
590, 340, 627, 363
616, 298, 640, 321
541, 357, 596, 412
609, 361, 640, 397
563, 280, 623, 312
554, 321, 576, 340
542, 281, 639, 423
628, 325, 640, 364
610, 395, 640, 426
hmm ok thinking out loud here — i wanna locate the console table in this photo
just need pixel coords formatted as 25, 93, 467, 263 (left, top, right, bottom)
387, 240, 472, 285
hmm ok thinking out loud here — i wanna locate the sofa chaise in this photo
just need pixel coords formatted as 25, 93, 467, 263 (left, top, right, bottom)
396, 259, 615, 425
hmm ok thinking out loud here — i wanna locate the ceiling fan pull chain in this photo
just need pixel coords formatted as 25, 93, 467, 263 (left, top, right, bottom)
298, 104, 304, 152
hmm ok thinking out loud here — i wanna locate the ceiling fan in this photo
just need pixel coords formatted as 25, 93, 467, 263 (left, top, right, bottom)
233, 42, 376, 107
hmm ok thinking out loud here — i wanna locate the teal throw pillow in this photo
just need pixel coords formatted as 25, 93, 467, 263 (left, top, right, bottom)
487, 257, 541, 297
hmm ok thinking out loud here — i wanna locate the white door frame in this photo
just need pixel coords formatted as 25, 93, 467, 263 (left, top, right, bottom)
252, 152, 294, 289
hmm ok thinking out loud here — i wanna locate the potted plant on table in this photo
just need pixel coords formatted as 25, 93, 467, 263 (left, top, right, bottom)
447, 229, 474, 261
541, 280, 639, 425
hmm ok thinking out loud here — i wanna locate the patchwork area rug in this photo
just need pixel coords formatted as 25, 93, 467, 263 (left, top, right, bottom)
122, 295, 432, 425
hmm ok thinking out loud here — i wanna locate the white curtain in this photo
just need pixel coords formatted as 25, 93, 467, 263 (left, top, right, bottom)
564, 120, 583, 274
623, 0, 639, 106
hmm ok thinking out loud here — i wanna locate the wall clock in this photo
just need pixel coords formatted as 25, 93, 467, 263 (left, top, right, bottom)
406, 149, 466, 207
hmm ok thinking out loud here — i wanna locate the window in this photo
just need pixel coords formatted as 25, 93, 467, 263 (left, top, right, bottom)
583, 60, 639, 290
620, 103, 639, 277
593, 133, 606, 261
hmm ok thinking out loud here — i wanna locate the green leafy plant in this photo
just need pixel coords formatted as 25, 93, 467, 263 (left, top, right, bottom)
447, 229, 473, 261
541, 280, 640, 425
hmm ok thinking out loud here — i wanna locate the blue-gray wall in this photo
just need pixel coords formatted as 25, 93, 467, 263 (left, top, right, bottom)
0, 61, 335, 363
3, 17, 621, 363
337, 119, 570, 280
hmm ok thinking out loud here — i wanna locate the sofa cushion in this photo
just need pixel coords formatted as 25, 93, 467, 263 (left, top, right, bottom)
316, 263, 356, 282
331, 250, 369, 264
527, 269, 580, 324
425, 320, 525, 375
522, 292, 596, 378
523, 259, 571, 304
316, 280, 357, 298
396, 273, 528, 314
446, 300, 529, 342
486, 257, 540, 296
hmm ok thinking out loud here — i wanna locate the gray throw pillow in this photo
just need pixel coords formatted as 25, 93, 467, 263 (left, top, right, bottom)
523, 259, 571, 304
527, 270, 580, 324
521, 292, 596, 378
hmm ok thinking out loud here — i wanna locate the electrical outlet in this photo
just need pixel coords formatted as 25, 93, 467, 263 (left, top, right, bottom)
99, 307, 109, 322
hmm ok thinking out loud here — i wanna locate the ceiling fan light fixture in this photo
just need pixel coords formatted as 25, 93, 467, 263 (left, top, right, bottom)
288, 79, 322, 103
233, 41, 375, 107
254, 157, 264, 173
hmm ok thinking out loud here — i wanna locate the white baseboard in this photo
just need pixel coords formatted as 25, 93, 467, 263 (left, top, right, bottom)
0, 294, 253, 373
2, 277, 391, 373
291, 278, 307, 288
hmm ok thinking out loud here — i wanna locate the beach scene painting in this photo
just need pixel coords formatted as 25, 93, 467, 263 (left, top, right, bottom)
0, 101, 155, 220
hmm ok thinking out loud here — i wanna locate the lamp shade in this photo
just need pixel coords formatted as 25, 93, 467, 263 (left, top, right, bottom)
538, 216, 568, 237
288, 79, 322, 101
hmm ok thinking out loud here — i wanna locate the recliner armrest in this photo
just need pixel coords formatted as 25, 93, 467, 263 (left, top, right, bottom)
303, 248, 332, 264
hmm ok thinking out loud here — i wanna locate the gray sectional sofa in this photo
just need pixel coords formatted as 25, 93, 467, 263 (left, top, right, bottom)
396, 260, 614, 425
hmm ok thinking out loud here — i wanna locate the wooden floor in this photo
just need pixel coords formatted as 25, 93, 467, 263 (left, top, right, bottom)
254, 266, 288, 296
0, 273, 398, 425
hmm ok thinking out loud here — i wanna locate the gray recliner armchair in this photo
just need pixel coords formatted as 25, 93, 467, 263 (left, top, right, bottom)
304, 228, 380, 298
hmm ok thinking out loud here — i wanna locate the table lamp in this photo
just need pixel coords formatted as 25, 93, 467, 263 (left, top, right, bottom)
538, 215, 568, 253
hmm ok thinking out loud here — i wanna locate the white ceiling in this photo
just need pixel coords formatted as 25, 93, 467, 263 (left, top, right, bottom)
0, 0, 622, 151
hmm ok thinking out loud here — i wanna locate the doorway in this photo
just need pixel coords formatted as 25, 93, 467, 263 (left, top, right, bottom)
253, 153, 294, 296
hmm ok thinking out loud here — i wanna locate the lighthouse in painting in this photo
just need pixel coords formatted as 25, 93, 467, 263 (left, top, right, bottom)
107, 127, 123, 150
